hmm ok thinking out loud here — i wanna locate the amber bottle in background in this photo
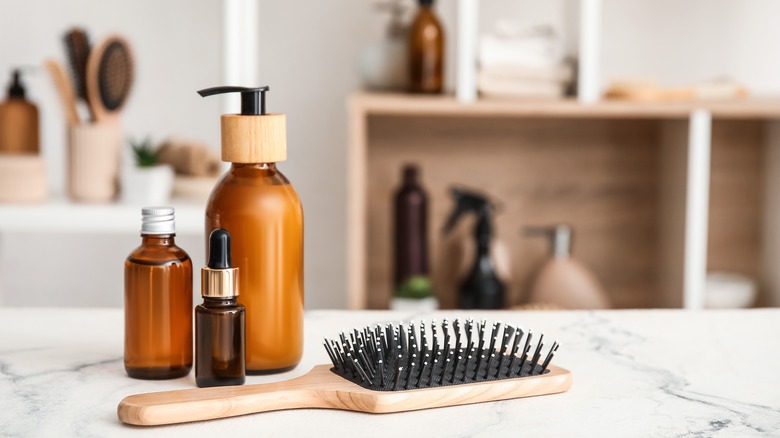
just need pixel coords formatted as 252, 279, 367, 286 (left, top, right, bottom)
0, 69, 39, 154
199, 86, 304, 374
196, 228, 245, 388
408, 0, 444, 93
124, 207, 193, 379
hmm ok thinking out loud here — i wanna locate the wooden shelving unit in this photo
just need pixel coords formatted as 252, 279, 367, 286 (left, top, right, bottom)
352, 92, 780, 119
347, 92, 780, 310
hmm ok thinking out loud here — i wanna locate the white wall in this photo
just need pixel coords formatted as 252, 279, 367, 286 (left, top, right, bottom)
602, 0, 780, 94
0, 0, 221, 308
1, 0, 779, 309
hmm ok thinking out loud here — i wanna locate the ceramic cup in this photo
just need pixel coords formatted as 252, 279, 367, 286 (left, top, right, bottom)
67, 122, 121, 202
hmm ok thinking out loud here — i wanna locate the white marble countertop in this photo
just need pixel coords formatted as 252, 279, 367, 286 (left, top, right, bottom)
1, 308, 779, 437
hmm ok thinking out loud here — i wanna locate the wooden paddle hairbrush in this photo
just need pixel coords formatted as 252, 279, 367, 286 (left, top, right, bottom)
118, 318, 572, 426
86, 35, 134, 122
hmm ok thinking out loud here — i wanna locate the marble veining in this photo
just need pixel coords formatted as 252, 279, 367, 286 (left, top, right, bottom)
0, 308, 779, 437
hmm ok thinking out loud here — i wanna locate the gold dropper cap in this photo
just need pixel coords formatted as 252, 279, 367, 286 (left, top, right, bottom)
201, 228, 238, 298
201, 266, 238, 298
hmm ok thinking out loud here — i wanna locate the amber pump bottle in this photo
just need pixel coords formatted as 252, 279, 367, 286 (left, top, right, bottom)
0, 69, 39, 154
124, 207, 193, 379
198, 86, 304, 374
408, 0, 444, 93
196, 228, 245, 387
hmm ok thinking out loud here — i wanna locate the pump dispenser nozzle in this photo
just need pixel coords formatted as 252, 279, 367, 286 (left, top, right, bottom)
7, 69, 26, 99
197, 84, 286, 164
525, 225, 572, 259
198, 85, 269, 115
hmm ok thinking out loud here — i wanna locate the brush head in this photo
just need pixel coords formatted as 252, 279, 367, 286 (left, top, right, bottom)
63, 28, 90, 100
98, 39, 133, 111
324, 318, 560, 391
87, 35, 134, 121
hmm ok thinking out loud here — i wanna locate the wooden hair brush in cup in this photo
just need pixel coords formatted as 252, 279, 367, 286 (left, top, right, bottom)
86, 35, 134, 122
118, 318, 572, 426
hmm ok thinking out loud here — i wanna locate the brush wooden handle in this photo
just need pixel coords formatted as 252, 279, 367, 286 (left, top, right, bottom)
118, 364, 573, 426
44, 59, 80, 125
118, 370, 334, 426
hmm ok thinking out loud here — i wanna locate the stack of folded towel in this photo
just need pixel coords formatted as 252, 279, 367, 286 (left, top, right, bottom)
478, 22, 572, 99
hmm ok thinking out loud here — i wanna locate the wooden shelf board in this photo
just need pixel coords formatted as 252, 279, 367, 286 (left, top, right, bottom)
351, 92, 780, 120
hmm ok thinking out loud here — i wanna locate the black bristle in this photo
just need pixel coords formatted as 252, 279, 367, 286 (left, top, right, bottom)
399, 324, 408, 354
507, 328, 523, 377
393, 367, 404, 390
453, 319, 462, 349
541, 342, 559, 373
465, 319, 474, 353
517, 331, 533, 375
325, 318, 560, 391
530, 333, 545, 372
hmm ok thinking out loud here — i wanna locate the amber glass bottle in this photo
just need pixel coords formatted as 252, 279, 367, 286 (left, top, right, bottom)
0, 69, 40, 154
124, 207, 193, 379
196, 297, 245, 386
408, 0, 444, 93
196, 228, 245, 387
206, 164, 303, 373
199, 85, 303, 374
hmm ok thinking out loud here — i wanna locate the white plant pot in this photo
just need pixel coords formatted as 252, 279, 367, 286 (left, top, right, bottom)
120, 165, 174, 205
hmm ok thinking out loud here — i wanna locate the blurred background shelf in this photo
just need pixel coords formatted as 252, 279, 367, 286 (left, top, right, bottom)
352, 93, 780, 119
348, 91, 780, 311
0, 198, 205, 234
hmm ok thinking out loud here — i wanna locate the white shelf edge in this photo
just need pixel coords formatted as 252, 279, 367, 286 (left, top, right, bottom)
0, 199, 206, 234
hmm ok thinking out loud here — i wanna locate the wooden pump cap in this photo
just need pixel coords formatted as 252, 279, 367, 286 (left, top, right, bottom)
220, 113, 287, 163
197, 86, 286, 163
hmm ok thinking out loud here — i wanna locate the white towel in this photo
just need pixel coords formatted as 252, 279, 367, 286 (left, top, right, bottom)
480, 64, 573, 83
478, 72, 565, 99
478, 23, 564, 69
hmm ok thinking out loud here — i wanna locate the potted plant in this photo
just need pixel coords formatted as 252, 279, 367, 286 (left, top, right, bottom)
119, 137, 174, 204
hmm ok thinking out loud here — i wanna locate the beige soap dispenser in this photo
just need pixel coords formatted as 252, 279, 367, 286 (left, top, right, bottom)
525, 225, 610, 309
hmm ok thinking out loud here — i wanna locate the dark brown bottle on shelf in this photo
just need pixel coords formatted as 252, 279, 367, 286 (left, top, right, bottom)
408, 0, 444, 93
196, 228, 245, 388
394, 165, 432, 299
124, 207, 193, 379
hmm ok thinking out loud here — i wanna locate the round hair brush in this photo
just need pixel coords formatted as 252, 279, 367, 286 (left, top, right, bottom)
118, 318, 572, 426
86, 35, 134, 122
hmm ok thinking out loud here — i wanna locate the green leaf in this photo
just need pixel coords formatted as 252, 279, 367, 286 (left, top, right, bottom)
129, 137, 159, 167
394, 276, 434, 299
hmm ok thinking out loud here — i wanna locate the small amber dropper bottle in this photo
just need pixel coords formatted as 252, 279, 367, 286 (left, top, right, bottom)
196, 228, 245, 387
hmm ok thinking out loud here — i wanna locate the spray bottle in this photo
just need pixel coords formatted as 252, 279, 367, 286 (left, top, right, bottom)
437, 187, 509, 309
